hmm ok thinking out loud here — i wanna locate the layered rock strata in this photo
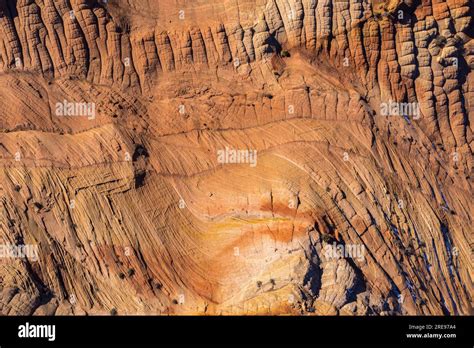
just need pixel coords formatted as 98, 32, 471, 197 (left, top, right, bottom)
0, 0, 472, 315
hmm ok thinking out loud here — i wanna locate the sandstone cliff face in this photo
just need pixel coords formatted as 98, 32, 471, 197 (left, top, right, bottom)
0, 0, 472, 315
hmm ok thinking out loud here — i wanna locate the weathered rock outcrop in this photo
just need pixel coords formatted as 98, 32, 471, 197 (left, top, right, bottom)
0, 0, 472, 315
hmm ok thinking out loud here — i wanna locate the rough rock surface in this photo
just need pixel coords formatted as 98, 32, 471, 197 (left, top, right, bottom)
0, 0, 472, 315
